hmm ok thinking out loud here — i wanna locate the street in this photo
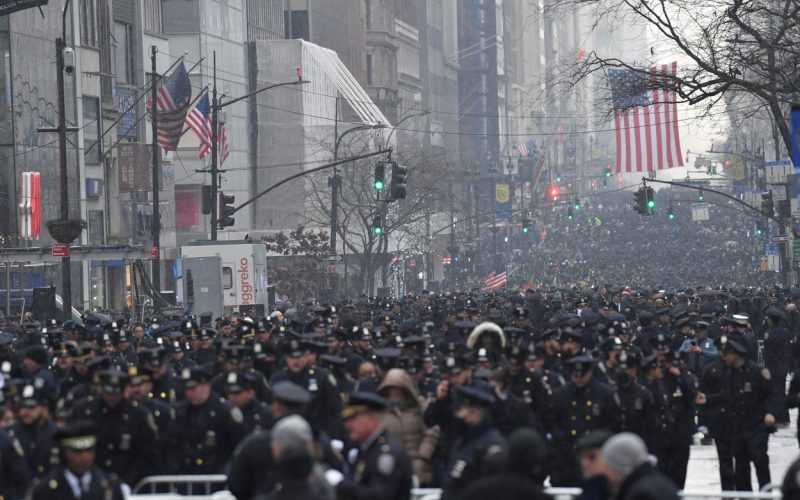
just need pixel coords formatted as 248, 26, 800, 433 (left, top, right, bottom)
685, 411, 799, 491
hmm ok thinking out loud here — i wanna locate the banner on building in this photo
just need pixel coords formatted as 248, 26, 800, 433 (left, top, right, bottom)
0, 0, 49, 16
118, 143, 162, 192
19, 171, 41, 240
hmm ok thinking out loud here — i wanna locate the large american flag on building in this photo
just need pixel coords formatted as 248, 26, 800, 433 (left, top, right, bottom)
484, 265, 508, 292
185, 91, 230, 164
609, 63, 683, 173
149, 62, 192, 152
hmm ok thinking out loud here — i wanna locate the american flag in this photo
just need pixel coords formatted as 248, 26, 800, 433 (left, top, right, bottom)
517, 139, 535, 156
185, 92, 230, 164
608, 63, 683, 173
484, 267, 508, 292
149, 63, 191, 152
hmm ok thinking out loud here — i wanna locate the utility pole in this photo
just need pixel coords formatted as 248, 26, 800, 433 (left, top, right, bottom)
330, 97, 340, 264
150, 46, 161, 296
38, 0, 78, 320
210, 52, 219, 240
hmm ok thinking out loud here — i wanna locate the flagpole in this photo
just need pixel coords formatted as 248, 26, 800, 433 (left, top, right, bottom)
150, 45, 162, 300
210, 51, 219, 241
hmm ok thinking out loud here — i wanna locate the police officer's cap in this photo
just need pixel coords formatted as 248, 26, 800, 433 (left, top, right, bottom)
180, 367, 211, 389
56, 421, 97, 451
128, 366, 152, 386
730, 313, 749, 326
641, 354, 660, 370
693, 320, 709, 329
272, 380, 312, 405
575, 429, 613, 451
541, 328, 560, 341
284, 338, 307, 358
566, 354, 594, 374
225, 372, 255, 393
319, 354, 347, 368
19, 380, 48, 407
721, 338, 748, 356
94, 369, 129, 394
453, 384, 495, 408
342, 391, 389, 419
673, 317, 691, 329
562, 330, 584, 343
766, 307, 784, 320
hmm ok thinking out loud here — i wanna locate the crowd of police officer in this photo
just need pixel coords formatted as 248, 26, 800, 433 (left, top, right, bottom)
0, 284, 799, 499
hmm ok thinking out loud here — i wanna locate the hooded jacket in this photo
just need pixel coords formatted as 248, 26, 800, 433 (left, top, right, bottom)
378, 368, 439, 485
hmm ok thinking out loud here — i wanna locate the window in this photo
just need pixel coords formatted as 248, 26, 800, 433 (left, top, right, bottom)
366, 54, 373, 86
222, 267, 233, 289
82, 97, 102, 164
365, 0, 371, 28
80, 0, 98, 47
88, 210, 104, 245
113, 22, 132, 83
143, 0, 162, 33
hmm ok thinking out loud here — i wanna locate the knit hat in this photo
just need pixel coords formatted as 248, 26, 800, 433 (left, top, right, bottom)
272, 415, 312, 450
601, 432, 649, 479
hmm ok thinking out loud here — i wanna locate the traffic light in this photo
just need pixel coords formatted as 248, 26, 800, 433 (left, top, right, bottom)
373, 163, 385, 192
371, 214, 383, 236
549, 185, 560, 200
604, 166, 612, 178
574, 197, 581, 210
645, 187, 656, 212
761, 191, 774, 217
567, 207, 574, 220
218, 192, 235, 228
698, 190, 704, 201
390, 162, 408, 200
667, 205, 675, 220
755, 221, 765, 237
201, 185, 213, 214
522, 217, 531, 234
603, 179, 608, 189
556, 176, 562, 183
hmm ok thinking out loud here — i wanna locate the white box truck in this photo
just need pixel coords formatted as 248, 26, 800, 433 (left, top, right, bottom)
180, 242, 269, 318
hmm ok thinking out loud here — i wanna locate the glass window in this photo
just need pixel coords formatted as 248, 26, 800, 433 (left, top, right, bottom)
143, 0, 163, 33
222, 267, 233, 289
162, 0, 199, 33
82, 97, 102, 164
113, 22, 132, 83
80, 0, 98, 47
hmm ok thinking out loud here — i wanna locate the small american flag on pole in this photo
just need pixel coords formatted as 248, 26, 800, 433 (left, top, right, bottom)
148, 62, 192, 152
608, 63, 683, 173
185, 92, 230, 164
484, 266, 508, 292
517, 139, 535, 156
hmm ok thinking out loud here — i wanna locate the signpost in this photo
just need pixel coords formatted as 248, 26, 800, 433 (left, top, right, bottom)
52, 243, 69, 257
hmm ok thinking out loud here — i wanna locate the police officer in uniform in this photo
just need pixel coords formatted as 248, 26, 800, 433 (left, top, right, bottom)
441, 385, 507, 500
697, 339, 779, 491
762, 307, 793, 425
546, 355, 620, 486
172, 367, 247, 474
335, 391, 412, 500
271, 338, 341, 438
224, 371, 273, 433
8, 381, 59, 477
68, 369, 159, 487
27, 421, 124, 500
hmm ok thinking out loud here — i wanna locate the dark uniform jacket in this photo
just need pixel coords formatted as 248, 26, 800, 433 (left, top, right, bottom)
7, 419, 59, 477
441, 419, 506, 500
616, 380, 655, 442
69, 398, 159, 486
228, 431, 274, 500
547, 378, 620, 445
172, 392, 247, 474
720, 361, 779, 438
763, 325, 794, 374
336, 427, 413, 500
27, 466, 125, 500
0, 429, 30, 499
271, 366, 341, 438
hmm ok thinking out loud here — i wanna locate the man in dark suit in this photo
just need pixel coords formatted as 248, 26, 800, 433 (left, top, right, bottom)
27, 421, 124, 500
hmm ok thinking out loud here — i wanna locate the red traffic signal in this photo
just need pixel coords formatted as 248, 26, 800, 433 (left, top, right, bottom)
549, 185, 560, 200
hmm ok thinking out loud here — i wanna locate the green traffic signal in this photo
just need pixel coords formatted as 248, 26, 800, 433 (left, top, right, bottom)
567, 208, 574, 220
647, 199, 656, 209
667, 209, 675, 220
373, 225, 383, 235
522, 226, 529, 234
374, 179, 385, 191
574, 198, 580, 210
556, 176, 562, 183
698, 190, 704, 201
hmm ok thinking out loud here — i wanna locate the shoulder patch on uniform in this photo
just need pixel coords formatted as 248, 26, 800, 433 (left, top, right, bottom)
762, 368, 771, 380
231, 406, 244, 424
377, 453, 395, 475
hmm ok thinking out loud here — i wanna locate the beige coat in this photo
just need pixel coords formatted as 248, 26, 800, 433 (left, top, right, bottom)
378, 368, 440, 485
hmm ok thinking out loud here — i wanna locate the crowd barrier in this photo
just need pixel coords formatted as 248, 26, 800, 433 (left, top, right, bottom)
130, 476, 783, 500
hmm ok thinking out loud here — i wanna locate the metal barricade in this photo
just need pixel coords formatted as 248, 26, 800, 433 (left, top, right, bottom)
410, 487, 782, 500
132, 475, 231, 496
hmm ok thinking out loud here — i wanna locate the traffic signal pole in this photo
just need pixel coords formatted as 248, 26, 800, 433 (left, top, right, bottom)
210, 52, 219, 240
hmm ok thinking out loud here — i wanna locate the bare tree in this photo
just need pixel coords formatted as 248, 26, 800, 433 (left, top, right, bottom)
561, 0, 800, 153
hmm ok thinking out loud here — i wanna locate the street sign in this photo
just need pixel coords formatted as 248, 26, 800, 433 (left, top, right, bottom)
52, 243, 69, 257
765, 243, 778, 256
765, 160, 793, 184
772, 235, 789, 242
0, 0, 49, 16
322, 255, 343, 262
150, 247, 158, 259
